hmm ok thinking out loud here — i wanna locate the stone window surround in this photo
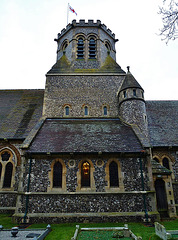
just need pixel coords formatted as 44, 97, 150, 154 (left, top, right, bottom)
63, 104, 72, 117
75, 33, 98, 60
101, 104, 110, 117
0, 148, 16, 191
104, 40, 112, 52
76, 159, 96, 192
61, 39, 69, 52
105, 158, 124, 192
48, 158, 67, 192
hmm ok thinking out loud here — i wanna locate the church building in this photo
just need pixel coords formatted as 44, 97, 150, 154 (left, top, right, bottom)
0, 20, 177, 223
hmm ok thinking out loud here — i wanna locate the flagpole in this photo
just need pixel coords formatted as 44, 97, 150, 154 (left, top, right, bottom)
67, 3, 69, 25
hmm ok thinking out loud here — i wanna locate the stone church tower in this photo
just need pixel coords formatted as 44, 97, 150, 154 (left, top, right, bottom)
0, 20, 177, 223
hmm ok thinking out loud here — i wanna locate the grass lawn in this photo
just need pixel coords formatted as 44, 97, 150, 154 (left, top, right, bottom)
0, 214, 177, 240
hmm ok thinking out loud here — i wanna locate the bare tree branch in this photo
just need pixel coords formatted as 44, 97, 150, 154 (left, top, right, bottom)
159, 0, 178, 43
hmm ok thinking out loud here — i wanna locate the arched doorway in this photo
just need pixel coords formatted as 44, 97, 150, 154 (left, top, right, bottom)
155, 179, 168, 217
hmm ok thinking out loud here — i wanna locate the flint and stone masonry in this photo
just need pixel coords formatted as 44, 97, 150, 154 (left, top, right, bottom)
0, 20, 177, 223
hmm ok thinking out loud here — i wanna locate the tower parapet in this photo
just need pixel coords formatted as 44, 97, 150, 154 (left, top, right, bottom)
53, 19, 119, 69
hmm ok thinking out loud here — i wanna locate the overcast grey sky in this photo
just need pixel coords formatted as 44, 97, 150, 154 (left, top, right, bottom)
0, 0, 177, 100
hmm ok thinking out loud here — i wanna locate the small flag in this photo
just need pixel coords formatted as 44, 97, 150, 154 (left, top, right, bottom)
69, 4, 77, 15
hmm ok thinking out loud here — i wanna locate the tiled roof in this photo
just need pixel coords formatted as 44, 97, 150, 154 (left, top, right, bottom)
151, 160, 172, 175
0, 90, 44, 139
119, 71, 143, 92
146, 101, 178, 147
47, 55, 126, 74
26, 118, 144, 153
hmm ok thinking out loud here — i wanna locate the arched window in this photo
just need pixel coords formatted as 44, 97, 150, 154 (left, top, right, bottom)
84, 106, 88, 116
77, 38, 84, 59
62, 41, 68, 51
103, 106, 107, 116
3, 162, 13, 188
123, 91, 127, 98
133, 89, 137, 97
89, 38, 96, 59
109, 161, 119, 187
53, 161, 62, 188
162, 157, 170, 170
65, 106, 69, 116
105, 41, 111, 51
81, 161, 90, 187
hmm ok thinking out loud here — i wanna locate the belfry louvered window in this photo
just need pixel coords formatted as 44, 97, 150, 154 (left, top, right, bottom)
89, 38, 96, 59
77, 38, 84, 59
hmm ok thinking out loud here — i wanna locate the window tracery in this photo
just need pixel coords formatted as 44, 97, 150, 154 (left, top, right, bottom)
0, 149, 15, 189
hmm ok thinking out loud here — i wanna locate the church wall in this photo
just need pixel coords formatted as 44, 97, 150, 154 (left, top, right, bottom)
21, 155, 149, 193
119, 100, 148, 137
43, 75, 124, 117
13, 154, 156, 222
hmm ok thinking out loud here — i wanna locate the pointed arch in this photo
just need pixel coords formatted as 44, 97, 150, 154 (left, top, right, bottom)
162, 157, 170, 170
3, 162, 13, 188
105, 158, 124, 191
109, 161, 119, 187
76, 159, 95, 191
48, 159, 67, 192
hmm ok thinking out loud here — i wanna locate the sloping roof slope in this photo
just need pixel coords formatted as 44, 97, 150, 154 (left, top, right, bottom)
146, 101, 178, 147
26, 118, 143, 153
120, 71, 143, 92
151, 160, 172, 175
47, 55, 126, 74
0, 90, 44, 139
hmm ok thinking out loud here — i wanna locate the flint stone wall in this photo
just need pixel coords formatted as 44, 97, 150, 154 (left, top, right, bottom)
22, 155, 150, 193
18, 193, 152, 214
43, 75, 124, 118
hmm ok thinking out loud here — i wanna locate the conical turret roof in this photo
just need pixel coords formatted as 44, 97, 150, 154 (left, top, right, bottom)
120, 67, 143, 92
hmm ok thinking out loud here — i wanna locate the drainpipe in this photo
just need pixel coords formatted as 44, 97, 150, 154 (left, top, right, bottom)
23, 154, 32, 223
139, 157, 149, 222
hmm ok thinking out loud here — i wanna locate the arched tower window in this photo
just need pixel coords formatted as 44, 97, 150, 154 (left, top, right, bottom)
162, 157, 170, 170
77, 38, 84, 59
81, 161, 90, 187
84, 106, 88, 116
65, 106, 69, 116
103, 106, 107, 116
109, 161, 119, 187
3, 162, 13, 188
105, 41, 111, 51
133, 89, 137, 97
53, 161, 62, 188
89, 38, 96, 59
